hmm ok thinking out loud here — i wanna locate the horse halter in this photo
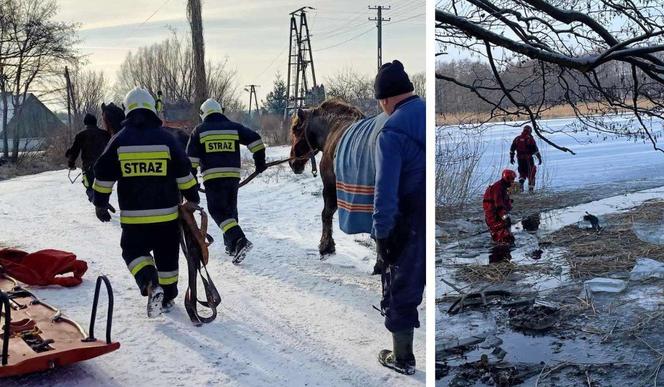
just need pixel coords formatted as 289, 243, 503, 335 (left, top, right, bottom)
300, 118, 320, 158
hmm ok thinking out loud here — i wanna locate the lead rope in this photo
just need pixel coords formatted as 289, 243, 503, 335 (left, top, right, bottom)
239, 121, 319, 188
180, 206, 220, 326
67, 169, 81, 184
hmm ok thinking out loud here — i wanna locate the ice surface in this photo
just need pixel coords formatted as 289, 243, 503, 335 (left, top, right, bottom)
583, 277, 627, 294
630, 257, 664, 281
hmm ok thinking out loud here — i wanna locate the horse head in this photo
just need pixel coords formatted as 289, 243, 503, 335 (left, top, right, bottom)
289, 107, 318, 174
289, 99, 364, 175
101, 102, 125, 135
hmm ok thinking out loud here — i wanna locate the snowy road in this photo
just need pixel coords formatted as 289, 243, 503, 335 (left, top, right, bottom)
0, 147, 425, 386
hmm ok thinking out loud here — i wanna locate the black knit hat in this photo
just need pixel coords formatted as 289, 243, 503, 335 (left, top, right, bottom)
83, 113, 97, 126
374, 60, 414, 99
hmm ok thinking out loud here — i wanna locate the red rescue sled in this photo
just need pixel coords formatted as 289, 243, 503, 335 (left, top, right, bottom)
0, 273, 120, 378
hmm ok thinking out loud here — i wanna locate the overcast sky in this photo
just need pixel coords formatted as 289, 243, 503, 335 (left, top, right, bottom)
53, 0, 425, 105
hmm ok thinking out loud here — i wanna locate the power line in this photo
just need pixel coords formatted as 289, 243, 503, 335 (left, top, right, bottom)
317, 26, 375, 51
386, 12, 426, 25
138, 0, 173, 28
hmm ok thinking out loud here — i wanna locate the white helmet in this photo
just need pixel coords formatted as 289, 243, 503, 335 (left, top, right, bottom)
199, 98, 224, 120
123, 86, 156, 115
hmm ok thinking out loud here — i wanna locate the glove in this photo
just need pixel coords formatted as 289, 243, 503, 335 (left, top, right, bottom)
181, 201, 201, 213
255, 159, 267, 174
373, 237, 399, 275
95, 206, 111, 222
509, 156, 514, 165
503, 215, 512, 228
537, 156, 542, 165
372, 254, 385, 275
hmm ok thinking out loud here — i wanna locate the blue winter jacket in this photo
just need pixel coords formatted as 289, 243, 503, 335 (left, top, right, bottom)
372, 95, 426, 239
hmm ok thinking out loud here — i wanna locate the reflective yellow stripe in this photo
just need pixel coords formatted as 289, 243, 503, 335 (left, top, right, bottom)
203, 172, 241, 181
249, 143, 266, 153
191, 162, 200, 168
93, 182, 112, 194
220, 218, 238, 233
128, 256, 155, 276
159, 276, 178, 285
120, 212, 179, 224
82, 175, 90, 188
199, 134, 239, 143
118, 152, 171, 160
178, 177, 196, 190
127, 102, 154, 110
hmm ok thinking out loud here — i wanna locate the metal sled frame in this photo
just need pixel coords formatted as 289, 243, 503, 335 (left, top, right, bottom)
0, 274, 120, 378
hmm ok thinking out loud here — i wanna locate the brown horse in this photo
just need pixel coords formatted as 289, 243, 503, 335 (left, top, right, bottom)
289, 98, 365, 256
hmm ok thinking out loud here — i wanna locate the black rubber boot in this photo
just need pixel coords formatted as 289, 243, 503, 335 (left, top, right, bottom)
378, 329, 416, 375
232, 237, 253, 265
146, 283, 164, 318
518, 179, 525, 192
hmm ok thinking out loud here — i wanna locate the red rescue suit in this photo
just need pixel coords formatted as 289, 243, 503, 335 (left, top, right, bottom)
0, 248, 88, 287
510, 129, 541, 189
483, 180, 514, 245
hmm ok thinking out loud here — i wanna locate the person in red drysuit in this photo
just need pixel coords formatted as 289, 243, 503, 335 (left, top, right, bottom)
483, 170, 516, 262
510, 125, 542, 192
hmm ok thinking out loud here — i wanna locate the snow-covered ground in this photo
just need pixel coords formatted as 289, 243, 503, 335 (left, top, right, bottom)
0, 146, 425, 386
441, 114, 664, 192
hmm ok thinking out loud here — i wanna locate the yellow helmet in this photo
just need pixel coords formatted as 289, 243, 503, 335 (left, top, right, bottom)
124, 86, 156, 115
199, 98, 224, 120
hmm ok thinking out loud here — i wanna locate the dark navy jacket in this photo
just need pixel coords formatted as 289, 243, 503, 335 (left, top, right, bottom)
372, 95, 426, 239
92, 123, 199, 225
186, 114, 266, 184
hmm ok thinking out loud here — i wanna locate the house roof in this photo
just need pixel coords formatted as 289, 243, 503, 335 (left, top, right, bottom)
0, 93, 65, 138
0, 93, 28, 126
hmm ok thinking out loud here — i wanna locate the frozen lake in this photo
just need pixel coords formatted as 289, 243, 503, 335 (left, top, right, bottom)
439, 114, 664, 192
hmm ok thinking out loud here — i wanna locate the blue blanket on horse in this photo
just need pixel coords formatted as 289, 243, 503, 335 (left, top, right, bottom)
334, 113, 389, 234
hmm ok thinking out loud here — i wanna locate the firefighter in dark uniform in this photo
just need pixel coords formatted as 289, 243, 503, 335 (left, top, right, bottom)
93, 87, 199, 318
65, 113, 111, 202
510, 125, 542, 192
187, 98, 266, 264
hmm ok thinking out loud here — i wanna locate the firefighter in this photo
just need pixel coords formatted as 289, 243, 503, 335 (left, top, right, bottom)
187, 98, 266, 264
483, 169, 517, 262
371, 60, 425, 376
92, 87, 199, 318
65, 113, 111, 202
510, 125, 542, 192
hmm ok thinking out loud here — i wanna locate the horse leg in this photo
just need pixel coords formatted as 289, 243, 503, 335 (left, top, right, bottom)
319, 171, 337, 257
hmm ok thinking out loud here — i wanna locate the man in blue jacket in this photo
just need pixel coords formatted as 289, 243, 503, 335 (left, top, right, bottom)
372, 60, 425, 375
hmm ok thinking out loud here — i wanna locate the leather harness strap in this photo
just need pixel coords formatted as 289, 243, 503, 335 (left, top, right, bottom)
179, 206, 221, 326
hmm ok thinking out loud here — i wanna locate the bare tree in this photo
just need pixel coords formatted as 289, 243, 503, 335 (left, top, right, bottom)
436, 0, 664, 154
325, 68, 380, 115
115, 33, 241, 117
55, 66, 106, 130
0, 0, 77, 161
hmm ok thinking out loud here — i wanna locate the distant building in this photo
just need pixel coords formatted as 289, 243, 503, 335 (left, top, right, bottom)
0, 93, 66, 151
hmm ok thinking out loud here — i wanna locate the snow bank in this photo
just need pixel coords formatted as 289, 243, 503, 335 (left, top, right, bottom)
0, 145, 425, 386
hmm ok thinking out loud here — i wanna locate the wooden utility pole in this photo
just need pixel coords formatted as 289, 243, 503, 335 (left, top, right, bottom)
369, 5, 390, 71
188, 0, 207, 110
64, 66, 73, 142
